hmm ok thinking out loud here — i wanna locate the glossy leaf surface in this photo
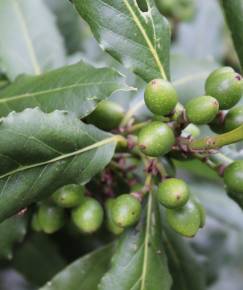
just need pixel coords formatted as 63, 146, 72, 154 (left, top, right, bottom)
74, 0, 171, 82
0, 108, 117, 222
0, 61, 127, 118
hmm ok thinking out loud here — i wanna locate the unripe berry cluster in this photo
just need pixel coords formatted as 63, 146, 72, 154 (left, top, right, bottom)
31, 66, 243, 239
157, 178, 205, 237
31, 184, 142, 235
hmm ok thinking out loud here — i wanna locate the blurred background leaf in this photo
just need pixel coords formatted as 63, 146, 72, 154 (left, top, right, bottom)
0, 0, 66, 80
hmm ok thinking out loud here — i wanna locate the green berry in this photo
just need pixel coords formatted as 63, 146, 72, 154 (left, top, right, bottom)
52, 184, 85, 208
206, 67, 234, 81
157, 178, 190, 209
182, 124, 201, 138
205, 69, 243, 109
71, 197, 104, 234
224, 160, 243, 194
105, 198, 124, 235
86, 100, 124, 131
38, 204, 65, 234
166, 199, 201, 237
31, 213, 42, 232
111, 194, 142, 228
144, 79, 178, 116
227, 190, 243, 210
138, 121, 175, 157
224, 105, 243, 132
192, 197, 206, 228
185, 96, 219, 125
209, 112, 226, 134
155, 0, 176, 16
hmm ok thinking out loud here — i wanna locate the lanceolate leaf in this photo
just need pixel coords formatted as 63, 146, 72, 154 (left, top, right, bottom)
0, 215, 27, 260
73, 0, 171, 82
0, 108, 117, 222
99, 194, 172, 290
221, 0, 243, 70
0, 61, 128, 118
0, 0, 66, 80
39, 244, 113, 290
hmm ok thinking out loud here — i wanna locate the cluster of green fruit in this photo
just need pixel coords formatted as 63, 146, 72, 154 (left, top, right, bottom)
138, 66, 243, 159
157, 178, 205, 237
31, 66, 243, 239
31, 184, 142, 235
136, 66, 243, 234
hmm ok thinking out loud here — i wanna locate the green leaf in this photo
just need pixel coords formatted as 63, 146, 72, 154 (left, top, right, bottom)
0, 215, 27, 260
99, 193, 172, 290
191, 182, 243, 231
39, 244, 113, 290
0, 61, 127, 118
161, 223, 206, 290
45, 0, 83, 54
0, 108, 117, 222
73, 0, 171, 82
13, 234, 66, 287
221, 0, 243, 70
0, 0, 66, 80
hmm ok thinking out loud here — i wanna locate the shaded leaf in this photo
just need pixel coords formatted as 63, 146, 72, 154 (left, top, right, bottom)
73, 0, 171, 82
99, 193, 172, 290
221, 0, 243, 70
191, 183, 243, 231
0, 108, 117, 222
45, 0, 83, 54
0, 0, 66, 80
13, 233, 66, 287
0, 215, 27, 260
161, 223, 206, 290
39, 244, 113, 290
0, 61, 128, 118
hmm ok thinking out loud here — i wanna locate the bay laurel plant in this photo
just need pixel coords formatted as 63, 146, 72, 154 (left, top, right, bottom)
0, 0, 243, 289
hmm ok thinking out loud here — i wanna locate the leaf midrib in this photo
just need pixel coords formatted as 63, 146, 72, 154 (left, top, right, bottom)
122, 0, 167, 80
0, 136, 116, 180
0, 80, 117, 104
140, 193, 153, 290
91, 0, 167, 80
12, 0, 41, 75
